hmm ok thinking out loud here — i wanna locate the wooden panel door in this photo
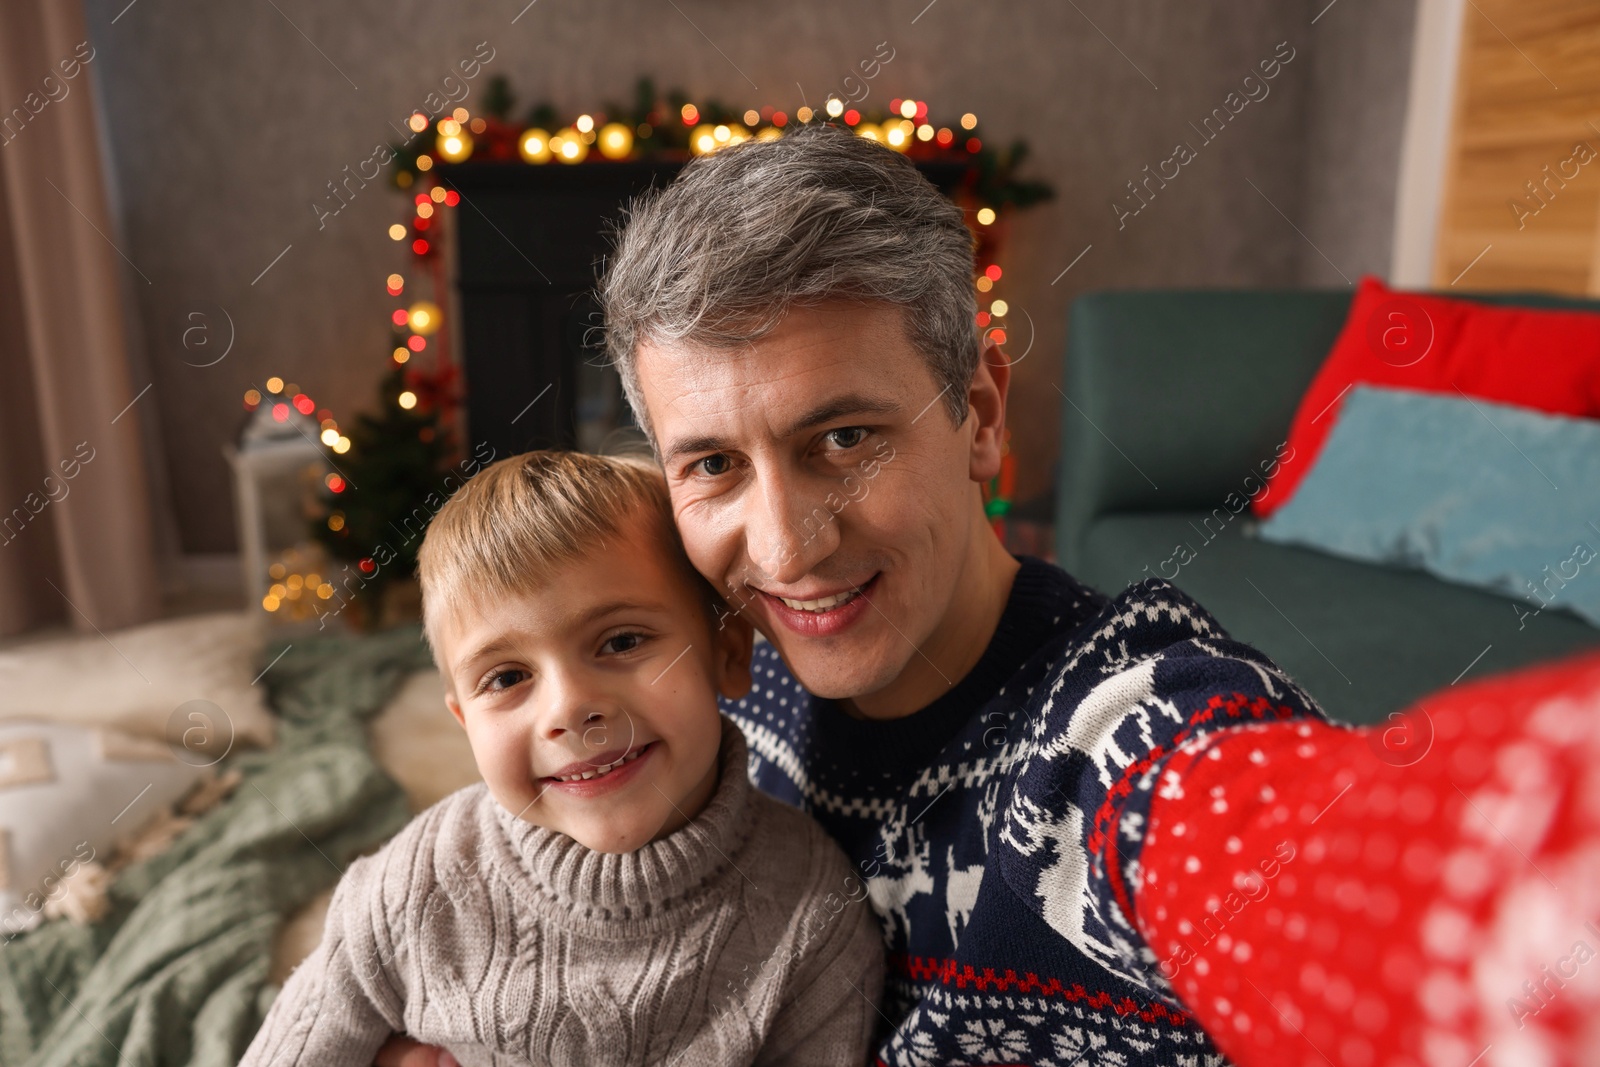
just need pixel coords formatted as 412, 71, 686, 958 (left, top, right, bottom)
1433, 0, 1600, 293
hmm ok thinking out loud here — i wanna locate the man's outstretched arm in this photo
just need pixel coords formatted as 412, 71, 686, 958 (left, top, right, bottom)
1127, 649, 1600, 1065
997, 577, 1330, 1009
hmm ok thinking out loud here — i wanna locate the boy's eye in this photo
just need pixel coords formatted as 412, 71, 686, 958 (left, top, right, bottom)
693, 453, 732, 477
602, 632, 646, 654
824, 427, 869, 450
479, 668, 528, 694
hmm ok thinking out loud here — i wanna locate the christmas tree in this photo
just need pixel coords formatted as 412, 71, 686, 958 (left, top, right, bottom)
310, 360, 456, 631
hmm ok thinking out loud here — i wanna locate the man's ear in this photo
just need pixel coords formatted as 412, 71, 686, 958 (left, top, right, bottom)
968, 334, 1011, 483
712, 605, 755, 701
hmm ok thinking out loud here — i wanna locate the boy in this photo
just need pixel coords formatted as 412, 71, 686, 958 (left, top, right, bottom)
239, 450, 885, 1067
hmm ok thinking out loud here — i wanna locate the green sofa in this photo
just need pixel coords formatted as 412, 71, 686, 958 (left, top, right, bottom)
1052, 288, 1600, 726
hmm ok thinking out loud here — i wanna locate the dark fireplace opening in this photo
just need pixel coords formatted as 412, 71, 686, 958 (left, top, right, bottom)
445, 157, 970, 460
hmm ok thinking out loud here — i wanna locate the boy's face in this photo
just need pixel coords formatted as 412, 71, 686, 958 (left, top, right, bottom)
440, 513, 752, 854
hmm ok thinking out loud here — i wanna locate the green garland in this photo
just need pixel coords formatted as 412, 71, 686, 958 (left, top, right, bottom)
387, 76, 1054, 211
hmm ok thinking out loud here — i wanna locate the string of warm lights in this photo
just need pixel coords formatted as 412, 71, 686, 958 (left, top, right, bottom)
248, 91, 1040, 618
238, 378, 350, 617
492, 98, 986, 164
398, 93, 988, 167
401, 94, 1023, 524
241, 378, 352, 454
262, 545, 337, 618
390, 96, 1019, 363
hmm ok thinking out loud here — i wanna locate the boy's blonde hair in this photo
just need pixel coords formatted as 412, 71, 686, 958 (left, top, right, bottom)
417, 449, 719, 677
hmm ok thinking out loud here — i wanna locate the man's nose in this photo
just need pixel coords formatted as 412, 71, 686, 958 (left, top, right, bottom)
743, 467, 840, 587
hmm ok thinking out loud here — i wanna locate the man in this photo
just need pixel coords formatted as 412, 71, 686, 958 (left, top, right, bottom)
593, 123, 1322, 1066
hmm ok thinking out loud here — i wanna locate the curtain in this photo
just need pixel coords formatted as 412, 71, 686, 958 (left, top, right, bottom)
0, 0, 161, 639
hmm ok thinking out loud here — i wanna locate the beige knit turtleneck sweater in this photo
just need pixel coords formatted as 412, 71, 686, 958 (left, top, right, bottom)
238, 716, 884, 1067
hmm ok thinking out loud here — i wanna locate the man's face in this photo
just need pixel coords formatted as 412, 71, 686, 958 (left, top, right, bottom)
439, 514, 752, 853
636, 299, 1004, 709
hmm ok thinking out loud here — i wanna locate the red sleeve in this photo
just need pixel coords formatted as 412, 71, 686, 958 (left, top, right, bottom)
1126, 651, 1600, 1067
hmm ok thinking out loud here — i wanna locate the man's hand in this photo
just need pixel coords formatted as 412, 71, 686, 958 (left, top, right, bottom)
1132, 649, 1600, 1067
374, 1035, 458, 1067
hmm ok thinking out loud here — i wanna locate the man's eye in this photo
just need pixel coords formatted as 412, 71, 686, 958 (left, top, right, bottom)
825, 427, 869, 450
694, 454, 733, 477
602, 632, 646, 654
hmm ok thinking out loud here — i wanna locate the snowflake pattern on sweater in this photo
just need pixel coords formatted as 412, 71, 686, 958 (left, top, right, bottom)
720, 556, 1329, 1067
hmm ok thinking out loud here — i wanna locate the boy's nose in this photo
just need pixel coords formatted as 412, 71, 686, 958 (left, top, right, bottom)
542, 702, 636, 761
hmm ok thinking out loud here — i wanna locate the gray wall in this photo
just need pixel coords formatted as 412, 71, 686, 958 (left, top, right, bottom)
1299, 0, 1419, 285
81, 0, 1417, 556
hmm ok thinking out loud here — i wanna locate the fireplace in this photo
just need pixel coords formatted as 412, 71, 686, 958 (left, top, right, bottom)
444, 158, 972, 459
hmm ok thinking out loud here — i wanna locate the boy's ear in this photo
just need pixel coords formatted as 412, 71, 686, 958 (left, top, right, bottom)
712, 605, 754, 701
445, 691, 467, 729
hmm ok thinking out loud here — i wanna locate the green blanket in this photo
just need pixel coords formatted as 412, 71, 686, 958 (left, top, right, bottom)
0, 621, 434, 1067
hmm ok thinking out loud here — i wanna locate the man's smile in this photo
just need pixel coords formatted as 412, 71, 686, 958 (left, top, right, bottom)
754, 573, 882, 637
757, 573, 879, 613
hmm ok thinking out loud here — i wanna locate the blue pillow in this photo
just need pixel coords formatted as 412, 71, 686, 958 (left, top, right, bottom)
1256, 385, 1600, 628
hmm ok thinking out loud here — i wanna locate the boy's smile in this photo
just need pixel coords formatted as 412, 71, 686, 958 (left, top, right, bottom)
438, 512, 752, 853
543, 739, 654, 786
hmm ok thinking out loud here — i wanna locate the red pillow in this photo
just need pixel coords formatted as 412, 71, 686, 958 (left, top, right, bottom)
1255, 274, 1600, 517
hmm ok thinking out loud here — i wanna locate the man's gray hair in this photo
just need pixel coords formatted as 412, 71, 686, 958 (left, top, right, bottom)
597, 122, 979, 444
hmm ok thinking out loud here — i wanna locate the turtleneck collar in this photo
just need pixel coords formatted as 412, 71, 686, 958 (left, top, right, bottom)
489, 714, 756, 928
808, 554, 1109, 783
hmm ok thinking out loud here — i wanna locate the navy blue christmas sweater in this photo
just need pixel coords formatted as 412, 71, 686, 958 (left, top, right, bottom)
719, 555, 1328, 1067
